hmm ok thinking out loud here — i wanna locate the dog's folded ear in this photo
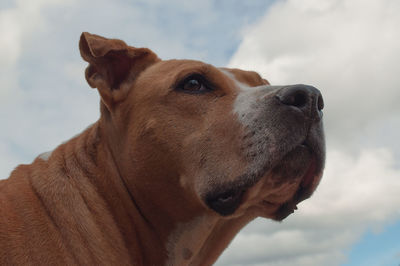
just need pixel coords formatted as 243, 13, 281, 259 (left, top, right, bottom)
79, 32, 159, 109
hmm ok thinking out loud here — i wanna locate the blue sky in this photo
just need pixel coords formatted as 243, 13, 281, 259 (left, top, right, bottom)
1, 0, 400, 265
344, 220, 400, 266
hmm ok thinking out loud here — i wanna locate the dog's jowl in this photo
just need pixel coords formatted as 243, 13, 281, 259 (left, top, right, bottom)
0, 32, 325, 266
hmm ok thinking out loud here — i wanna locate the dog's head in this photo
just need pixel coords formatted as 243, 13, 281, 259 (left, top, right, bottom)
79, 32, 325, 222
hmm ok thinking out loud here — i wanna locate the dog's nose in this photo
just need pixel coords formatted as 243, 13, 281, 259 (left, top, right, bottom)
276, 85, 324, 120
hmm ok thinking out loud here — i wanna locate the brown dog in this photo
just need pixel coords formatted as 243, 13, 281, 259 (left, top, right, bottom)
0, 32, 325, 265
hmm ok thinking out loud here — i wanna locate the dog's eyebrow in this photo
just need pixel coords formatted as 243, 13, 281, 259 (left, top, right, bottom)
175, 65, 210, 79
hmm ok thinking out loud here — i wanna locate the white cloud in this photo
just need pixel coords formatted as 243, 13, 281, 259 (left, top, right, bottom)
228, 0, 400, 151
0, 0, 76, 99
0, 0, 88, 176
216, 0, 400, 265
0, 0, 272, 178
217, 148, 400, 266
2, 0, 399, 264
304, 149, 400, 225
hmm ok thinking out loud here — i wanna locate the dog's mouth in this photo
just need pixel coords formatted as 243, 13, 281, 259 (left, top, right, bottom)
266, 155, 319, 221
204, 141, 323, 218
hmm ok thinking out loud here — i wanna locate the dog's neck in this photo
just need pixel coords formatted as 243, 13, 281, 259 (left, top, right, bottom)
165, 214, 255, 266
56, 121, 256, 265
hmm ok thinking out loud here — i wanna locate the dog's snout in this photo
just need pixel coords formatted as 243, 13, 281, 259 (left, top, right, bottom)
276, 85, 324, 120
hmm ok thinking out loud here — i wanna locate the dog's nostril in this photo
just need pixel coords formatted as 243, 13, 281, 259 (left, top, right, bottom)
277, 88, 309, 108
317, 95, 324, 111
276, 85, 323, 119
287, 91, 307, 108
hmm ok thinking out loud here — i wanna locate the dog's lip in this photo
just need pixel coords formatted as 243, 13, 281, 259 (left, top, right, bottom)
300, 155, 317, 189
270, 155, 319, 220
261, 199, 286, 209
205, 188, 247, 216
205, 137, 323, 217
254, 139, 319, 214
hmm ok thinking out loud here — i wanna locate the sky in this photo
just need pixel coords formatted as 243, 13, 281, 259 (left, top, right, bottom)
1, 0, 399, 265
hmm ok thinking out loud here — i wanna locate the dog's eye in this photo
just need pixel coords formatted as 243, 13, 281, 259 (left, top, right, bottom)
176, 75, 212, 94
183, 79, 205, 92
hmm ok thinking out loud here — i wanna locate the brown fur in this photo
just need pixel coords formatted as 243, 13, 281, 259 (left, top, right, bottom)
0, 32, 325, 265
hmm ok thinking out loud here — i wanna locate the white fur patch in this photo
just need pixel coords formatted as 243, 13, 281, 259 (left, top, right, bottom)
220, 69, 251, 92
38, 150, 53, 161
220, 69, 264, 124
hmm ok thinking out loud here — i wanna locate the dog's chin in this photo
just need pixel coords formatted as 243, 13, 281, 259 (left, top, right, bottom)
257, 143, 324, 221
204, 143, 324, 219
268, 157, 321, 221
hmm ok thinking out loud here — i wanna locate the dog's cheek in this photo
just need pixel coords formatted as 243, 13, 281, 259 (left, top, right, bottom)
178, 125, 246, 207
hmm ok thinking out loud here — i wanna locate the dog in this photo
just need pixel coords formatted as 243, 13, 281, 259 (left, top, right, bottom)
0, 32, 325, 265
